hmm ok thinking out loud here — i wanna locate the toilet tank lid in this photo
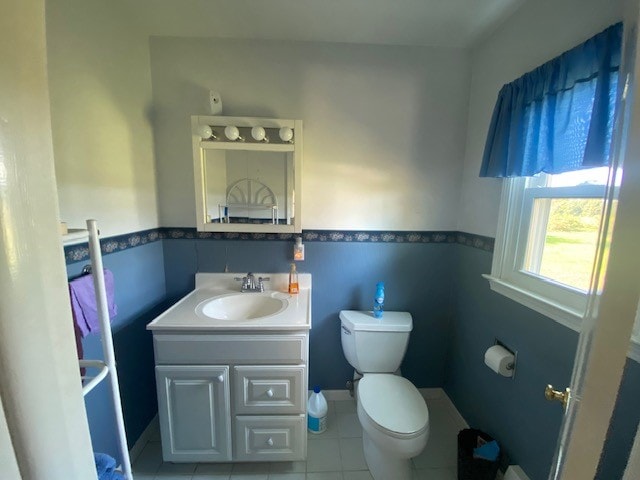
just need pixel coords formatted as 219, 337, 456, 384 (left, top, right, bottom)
339, 310, 412, 332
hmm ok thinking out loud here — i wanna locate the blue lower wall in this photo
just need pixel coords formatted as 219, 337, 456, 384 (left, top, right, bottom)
66, 241, 168, 463
446, 243, 640, 480
162, 238, 455, 389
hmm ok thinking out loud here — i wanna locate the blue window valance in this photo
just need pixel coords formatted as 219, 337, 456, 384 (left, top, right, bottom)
480, 22, 622, 178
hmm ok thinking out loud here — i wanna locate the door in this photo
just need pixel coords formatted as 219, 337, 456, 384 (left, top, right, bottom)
0, 0, 97, 478
548, 2, 640, 478
156, 365, 232, 462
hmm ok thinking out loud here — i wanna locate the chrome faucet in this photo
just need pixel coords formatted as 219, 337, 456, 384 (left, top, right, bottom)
235, 272, 270, 292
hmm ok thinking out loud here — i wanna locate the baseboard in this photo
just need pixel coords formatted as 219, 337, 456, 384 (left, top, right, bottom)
311, 389, 353, 401
129, 414, 159, 463
441, 392, 469, 429
417, 387, 444, 399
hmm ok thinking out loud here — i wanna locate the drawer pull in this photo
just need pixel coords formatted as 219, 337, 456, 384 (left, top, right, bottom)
217, 374, 224, 383
266, 388, 274, 398
266, 437, 274, 447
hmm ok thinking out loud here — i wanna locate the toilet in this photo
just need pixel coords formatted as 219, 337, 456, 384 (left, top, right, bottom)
340, 310, 429, 480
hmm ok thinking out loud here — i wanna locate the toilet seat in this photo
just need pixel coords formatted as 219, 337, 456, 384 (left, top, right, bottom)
358, 374, 429, 439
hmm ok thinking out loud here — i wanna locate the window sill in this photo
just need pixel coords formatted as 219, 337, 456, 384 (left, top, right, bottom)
483, 274, 640, 363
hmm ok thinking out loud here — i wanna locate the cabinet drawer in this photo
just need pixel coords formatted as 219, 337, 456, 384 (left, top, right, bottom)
154, 334, 308, 365
234, 365, 306, 414
234, 415, 306, 461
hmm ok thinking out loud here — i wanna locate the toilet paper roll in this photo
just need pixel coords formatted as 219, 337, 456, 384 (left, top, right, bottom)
484, 345, 515, 377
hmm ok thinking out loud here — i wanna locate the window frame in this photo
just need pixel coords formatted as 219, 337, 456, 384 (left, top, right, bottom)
486, 177, 588, 332
485, 175, 640, 362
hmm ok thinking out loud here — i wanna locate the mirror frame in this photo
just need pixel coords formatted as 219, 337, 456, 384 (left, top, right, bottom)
192, 115, 303, 233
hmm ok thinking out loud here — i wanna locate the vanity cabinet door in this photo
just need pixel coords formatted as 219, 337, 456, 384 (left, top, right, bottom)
156, 365, 232, 462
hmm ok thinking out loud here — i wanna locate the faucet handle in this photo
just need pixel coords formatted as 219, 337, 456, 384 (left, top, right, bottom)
235, 276, 250, 291
257, 277, 270, 292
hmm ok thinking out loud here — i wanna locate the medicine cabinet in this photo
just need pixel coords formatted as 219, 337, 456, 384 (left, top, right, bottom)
192, 115, 302, 233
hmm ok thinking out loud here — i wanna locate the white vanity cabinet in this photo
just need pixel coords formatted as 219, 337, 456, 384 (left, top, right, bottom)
153, 331, 309, 463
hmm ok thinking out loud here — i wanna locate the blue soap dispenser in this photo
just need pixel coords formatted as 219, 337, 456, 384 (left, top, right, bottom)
373, 282, 385, 318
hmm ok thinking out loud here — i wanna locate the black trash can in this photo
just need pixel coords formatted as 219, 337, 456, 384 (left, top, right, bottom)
457, 429, 500, 480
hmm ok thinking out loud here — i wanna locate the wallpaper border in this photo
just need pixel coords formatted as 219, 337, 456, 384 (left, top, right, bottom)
64, 227, 494, 263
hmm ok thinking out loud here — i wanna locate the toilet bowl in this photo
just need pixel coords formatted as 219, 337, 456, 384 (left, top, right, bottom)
356, 374, 429, 480
339, 310, 430, 480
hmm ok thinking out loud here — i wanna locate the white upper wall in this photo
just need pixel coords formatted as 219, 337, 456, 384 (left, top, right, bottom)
457, 0, 623, 237
150, 38, 471, 230
47, 0, 159, 237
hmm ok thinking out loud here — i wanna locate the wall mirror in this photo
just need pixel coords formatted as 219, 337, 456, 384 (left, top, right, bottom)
192, 115, 302, 233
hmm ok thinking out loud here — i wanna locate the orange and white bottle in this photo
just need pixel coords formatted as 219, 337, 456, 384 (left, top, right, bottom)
288, 263, 299, 294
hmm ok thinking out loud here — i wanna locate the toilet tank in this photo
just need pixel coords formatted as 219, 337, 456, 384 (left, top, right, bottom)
340, 310, 412, 373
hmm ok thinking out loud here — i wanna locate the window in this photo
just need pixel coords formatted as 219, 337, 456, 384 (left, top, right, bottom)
479, 23, 640, 360
485, 167, 617, 331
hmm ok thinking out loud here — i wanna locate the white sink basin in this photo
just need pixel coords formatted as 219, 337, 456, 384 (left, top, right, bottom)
195, 292, 289, 321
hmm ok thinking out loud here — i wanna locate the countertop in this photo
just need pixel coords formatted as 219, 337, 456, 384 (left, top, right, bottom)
147, 273, 311, 332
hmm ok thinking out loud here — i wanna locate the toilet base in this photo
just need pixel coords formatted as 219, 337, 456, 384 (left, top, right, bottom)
362, 430, 412, 480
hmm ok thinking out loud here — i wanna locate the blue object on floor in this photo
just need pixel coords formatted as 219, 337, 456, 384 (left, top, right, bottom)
94, 453, 124, 480
473, 440, 500, 462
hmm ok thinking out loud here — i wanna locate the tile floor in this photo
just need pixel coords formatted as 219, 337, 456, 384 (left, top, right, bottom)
132, 394, 464, 480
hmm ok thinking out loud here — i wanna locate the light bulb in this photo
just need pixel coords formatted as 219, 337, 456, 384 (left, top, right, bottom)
197, 125, 213, 139
224, 125, 241, 141
251, 126, 267, 142
279, 127, 294, 142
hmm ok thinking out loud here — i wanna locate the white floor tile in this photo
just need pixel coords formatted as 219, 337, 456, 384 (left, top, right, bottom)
342, 472, 373, 480
337, 413, 362, 438
153, 475, 193, 480
195, 463, 234, 474
269, 462, 306, 474
305, 473, 343, 480
133, 441, 163, 474
307, 438, 343, 472
192, 475, 231, 480
131, 474, 155, 480
338, 438, 367, 471
158, 462, 197, 475
231, 462, 272, 475
268, 474, 305, 480
412, 433, 458, 469
230, 475, 268, 480
412, 467, 456, 480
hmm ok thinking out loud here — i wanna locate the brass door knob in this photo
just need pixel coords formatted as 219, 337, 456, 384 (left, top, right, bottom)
545, 384, 570, 411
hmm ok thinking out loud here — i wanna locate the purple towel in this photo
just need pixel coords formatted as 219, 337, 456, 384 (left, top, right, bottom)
69, 269, 117, 338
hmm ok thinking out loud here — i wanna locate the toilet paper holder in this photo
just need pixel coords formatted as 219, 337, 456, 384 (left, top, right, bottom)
487, 339, 517, 379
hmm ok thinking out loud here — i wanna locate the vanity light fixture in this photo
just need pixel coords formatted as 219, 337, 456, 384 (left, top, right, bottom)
251, 126, 269, 143
224, 125, 244, 141
279, 126, 294, 143
197, 124, 216, 140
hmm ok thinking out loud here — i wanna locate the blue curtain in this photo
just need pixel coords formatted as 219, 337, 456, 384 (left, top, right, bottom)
480, 23, 622, 178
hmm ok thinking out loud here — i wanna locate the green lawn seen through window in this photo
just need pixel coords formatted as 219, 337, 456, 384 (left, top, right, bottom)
536, 198, 614, 292
538, 231, 600, 291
